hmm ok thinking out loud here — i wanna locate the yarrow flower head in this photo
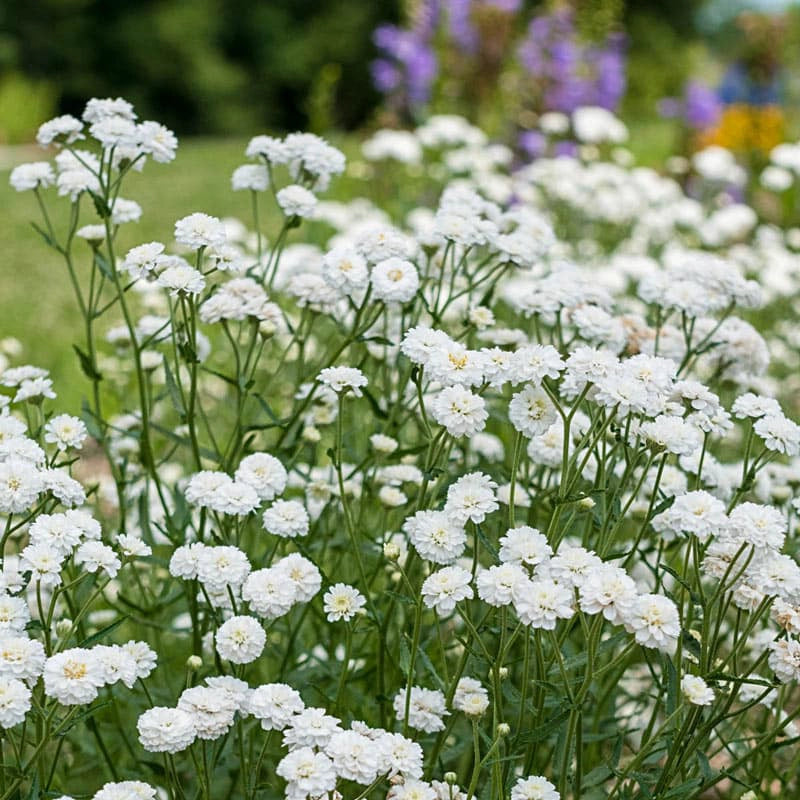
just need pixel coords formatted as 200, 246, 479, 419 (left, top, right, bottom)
318, 366, 368, 397
323, 583, 366, 622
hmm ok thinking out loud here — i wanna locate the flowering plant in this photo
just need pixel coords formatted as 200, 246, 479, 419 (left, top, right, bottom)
5, 98, 800, 800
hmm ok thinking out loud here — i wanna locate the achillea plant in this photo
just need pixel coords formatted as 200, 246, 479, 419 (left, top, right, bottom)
4, 98, 800, 800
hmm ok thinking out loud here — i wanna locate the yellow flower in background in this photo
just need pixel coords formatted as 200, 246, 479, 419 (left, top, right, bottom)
699, 103, 784, 154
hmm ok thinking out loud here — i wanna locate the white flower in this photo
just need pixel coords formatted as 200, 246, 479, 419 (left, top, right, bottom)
732, 393, 781, 419
83, 97, 136, 123
216, 615, 266, 664
196, 546, 251, 592
754, 413, 800, 456
137, 121, 178, 163
371, 433, 398, 454
262, 500, 309, 538
235, 453, 288, 501
157, 264, 206, 296
371, 258, 419, 303
94, 644, 138, 688
769, 638, 800, 683
116, 534, 152, 558
169, 542, 205, 579
511, 775, 560, 800
498, 526, 552, 568
402, 509, 466, 565
322, 245, 370, 295
452, 677, 489, 716
137, 707, 196, 753
276, 185, 318, 218
0, 594, 30, 635
44, 414, 88, 451
421, 566, 473, 614
0, 636, 46, 682
277, 550, 321, 602
623, 594, 680, 654
277, 747, 337, 799
282, 707, 342, 750
513, 578, 573, 629
15, 377, 56, 403
75, 541, 121, 578
177, 686, 237, 740
242, 567, 298, 619
9, 162, 55, 192
477, 563, 528, 606
27, 514, 83, 558
388, 780, 438, 800
509, 385, 557, 438
651, 491, 728, 543
248, 683, 304, 730
43, 649, 106, 705
573, 106, 628, 144
393, 686, 448, 733
377, 731, 424, 778
681, 674, 715, 706
318, 366, 368, 397
578, 565, 638, 625
231, 164, 269, 192
37, 115, 84, 146
510, 345, 565, 385
0, 677, 31, 728
639, 415, 702, 456
120, 641, 157, 681
323, 583, 366, 622
93, 782, 156, 800
431, 386, 487, 437
174, 213, 226, 250
444, 472, 498, 525
325, 730, 381, 784
20, 543, 64, 588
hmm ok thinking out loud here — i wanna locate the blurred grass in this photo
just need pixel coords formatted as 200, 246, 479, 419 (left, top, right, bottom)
0, 121, 677, 412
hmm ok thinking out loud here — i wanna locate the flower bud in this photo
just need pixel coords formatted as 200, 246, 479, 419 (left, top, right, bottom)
498, 666, 509, 680
383, 542, 401, 561
578, 496, 596, 510
55, 618, 73, 638
258, 319, 277, 340
186, 655, 203, 672
496, 722, 510, 737
302, 426, 321, 443
444, 773, 458, 786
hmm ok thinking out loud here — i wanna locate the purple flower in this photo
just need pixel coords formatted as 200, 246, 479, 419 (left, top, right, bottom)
685, 81, 722, 130
518, 130, 546, 158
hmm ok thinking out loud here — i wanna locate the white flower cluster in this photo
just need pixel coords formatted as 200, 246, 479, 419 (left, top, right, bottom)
9, 97, 800, 800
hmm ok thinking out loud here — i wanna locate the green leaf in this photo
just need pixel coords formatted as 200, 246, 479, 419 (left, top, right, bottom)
650, 494, 676, 518
583, 765, 614, 788
73, 345, 102, 382
680, 629, 702, 662
357, 335, 394, 346
162, 356, 186, 417
398, 638, 411, 678
79, 614, 129, 648
30, 221, 57, 250
89, 190, 112, 219
254, 394, 286, 427
94, 250, 114, 279
662, 778, 702, 799
516, 702, 570, 744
